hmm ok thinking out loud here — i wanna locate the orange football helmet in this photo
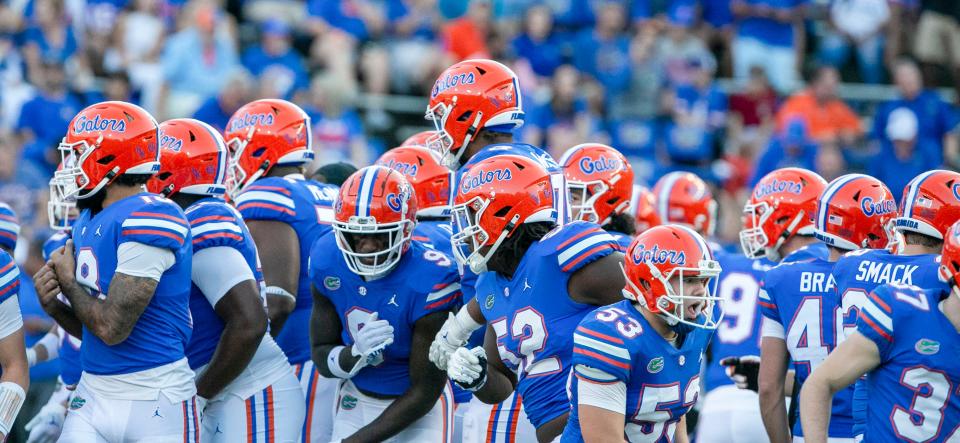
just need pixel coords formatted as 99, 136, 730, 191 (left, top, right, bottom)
938, 220, 960, 288
147, 119, 229, 198
559, 143, 634, 225
401, 130, 436, 148
629, 185, 661, 234
740, 168, 827, 260
814, 174, 897, 251
50, 101, 160, 215
653, 172, 717, 236
425, 59, 524, 168
622, 225, 723, 330
223, 99, 313, 198
450, 155, 555, 273
895, 169, 960, 240
376, 146, 452, 218
333, 166, 417, 276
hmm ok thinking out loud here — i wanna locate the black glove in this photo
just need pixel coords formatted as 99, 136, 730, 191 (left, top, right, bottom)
720, 355, 761, 392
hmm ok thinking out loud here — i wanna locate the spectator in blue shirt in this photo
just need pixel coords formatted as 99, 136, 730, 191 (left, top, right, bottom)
872, 58, 958, 166
161, 4, 238, 118
572, 2, 632, 103
307, 0, 384, 42
732, 0, 807, 92
664, 55, 726, 164
751, 117, 819, 186
192, 69, 254, 133
510, 5, 563, 78
523, 65, 606, 155
242, 19, 308, 99
304, 74, 370, 167
16, 62, 81, 146
869, 107, 939, 201
384, 0, 443, 94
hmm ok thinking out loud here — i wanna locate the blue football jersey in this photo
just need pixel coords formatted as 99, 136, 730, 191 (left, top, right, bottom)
234, 174, 337, 364
704, 249, 773, 391
0, 249, 19, 310
476, 221, 619, 428
561, 300, 713, 442
857, 284, 960, 443
757, 252, 854, 437
70, 193, 193, 375
308, 236, 460, 397
183, 198, 265, 369
42, 231, 83, 386
608, 230, 633, 252
832, 249, 947, 435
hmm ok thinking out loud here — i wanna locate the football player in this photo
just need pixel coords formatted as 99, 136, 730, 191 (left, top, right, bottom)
225, 98, 339, 442
401, 130, 436, 148
308, 166, 459, 441
799, 218, 960, 443
377, 146, 454, 252
148, 118, 306, 441
0, 203, 27, 441
562, 225, 723, 442
758, 174, 889, 443
442, 154, 626, 442
34, 101, 198, 441
827, 171, 953, 439
699, 168, 828, 443
652, 171, 717, 239
425, 59, 525, 169
560, 143, 636, 250
628, 185, 661, 235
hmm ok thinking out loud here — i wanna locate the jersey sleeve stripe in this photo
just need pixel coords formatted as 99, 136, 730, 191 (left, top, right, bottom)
576, 325, 624, 344
235, 191, 296, 209
121, 218, 189, 236
245, 185, 292, 195
427, 282, 461, 302
861, 298, 893, 332
0, 214, 15, 222
191, 222, 242, 236
190, 215, 236, 225
192, 233, 244, 244
574, 364, 620, 382
0, 264, 19, 288
574, 333, 631, 360
860, 315, 893, 342
130, 211, 188, 225
573, 347, 631, 370
0, 232, 15, 243
413, 235, 430, 242
425, 291, 461, 310
561, 244, 615, 272
758, 300, 777, 310
867, 292, 892, 313
558, 232, 616, 264
0, 280, 19, 298
121, 229, 185, 244
236, 202, 297, 216
555, 227, 603, 251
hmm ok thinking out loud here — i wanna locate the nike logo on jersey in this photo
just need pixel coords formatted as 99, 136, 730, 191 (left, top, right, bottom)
95, 226, 102, 237
800, 272, 836, 292
854, 261, 918, 285
523, 279, 531, 291
388, 294, 399, 307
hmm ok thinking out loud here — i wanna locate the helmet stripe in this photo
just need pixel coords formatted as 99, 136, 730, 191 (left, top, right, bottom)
657, 173, 682, 223
674, 224, 711, 259
195, 120, 228, 187
557, 144, 583, 167
903, 170, 939, 218
357, 167, 379, 218
817, 174, 867, 230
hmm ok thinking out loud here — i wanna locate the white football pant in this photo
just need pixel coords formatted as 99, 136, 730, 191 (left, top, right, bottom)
200, 370, 304, 443
293, 361, 338, 443
331, 380, 454, 442
459, 391, 537, 443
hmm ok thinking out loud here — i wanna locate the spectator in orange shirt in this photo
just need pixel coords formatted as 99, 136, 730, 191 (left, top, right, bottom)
440, 0, 491, 62
775, 65, 863, 144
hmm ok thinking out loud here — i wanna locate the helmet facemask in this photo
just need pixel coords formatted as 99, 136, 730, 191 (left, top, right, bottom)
450, 196, 515, 274
50, 138, 114, 226
333, 216, 413, 277
567, 180, 607, 224
623, 259, 724, 330
426, 98, 482, 169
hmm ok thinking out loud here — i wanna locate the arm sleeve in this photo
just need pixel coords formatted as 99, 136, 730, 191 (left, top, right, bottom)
761, 317, 786, 339
856, 286, 895, 360
554, 222, 619, 274
234, 184, 298, 223
576, 370, 627, 415
119, 202, 189, 250
187, 205, 248, 252
572, 319, 632, 382
413, 258, 462, 321
0, 296, 22, 340
192, 247, 255, 307
114, 242, 175, 281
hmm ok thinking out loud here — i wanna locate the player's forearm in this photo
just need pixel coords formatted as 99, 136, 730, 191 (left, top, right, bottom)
266, 293, 295, 337
473, 363, 515, 404
68, 274, 155, 345
195, 320, 264, 399
0, 330, 29, 391
758, 387, 791, 443
43, 301, 83, 339
674, 414, 689, 443
346, 382, 444, 443
798, 374, 833, 443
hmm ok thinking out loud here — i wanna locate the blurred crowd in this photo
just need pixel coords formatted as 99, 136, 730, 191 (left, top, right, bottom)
1, 0, 960, 254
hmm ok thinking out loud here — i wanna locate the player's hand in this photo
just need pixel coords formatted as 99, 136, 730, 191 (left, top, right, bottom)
33, 265, 62, 311
47, 240, 76, 285
429, 312, 468, 370
720, 355, 761, 392
447, 346, 487, 392
24, 403, 66, 443
195, 395, 208, 417
350, 312, 394, 365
